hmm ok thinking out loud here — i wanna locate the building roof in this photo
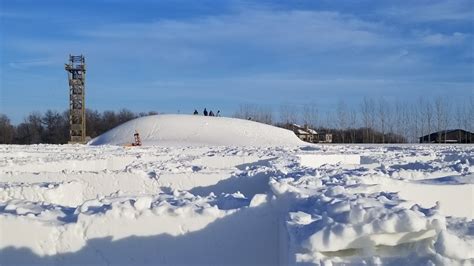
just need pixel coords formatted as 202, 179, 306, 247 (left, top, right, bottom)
291, 124, 318, 135
296, 129, 310, 135
420, 129, 473, 138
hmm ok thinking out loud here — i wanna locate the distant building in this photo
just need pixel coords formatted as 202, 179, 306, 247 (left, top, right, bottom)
419, 129, 473, 143
290, 124, 315, 142
318, 132, 333, 143
289, 124, 332, 143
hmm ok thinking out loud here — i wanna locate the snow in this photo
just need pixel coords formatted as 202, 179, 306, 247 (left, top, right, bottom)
1, 117, 473, 265
88, 114, 304, 146
298, 154, 361, 168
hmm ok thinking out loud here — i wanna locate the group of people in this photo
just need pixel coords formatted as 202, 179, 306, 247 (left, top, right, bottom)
194, 108, 220, 117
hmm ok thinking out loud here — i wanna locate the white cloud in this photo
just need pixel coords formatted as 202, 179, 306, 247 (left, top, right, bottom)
419, 32, 468, 46
380, 0, 473, 22
8, 59, 57, 70
79, 10, 390, 55
3, 9, 401, 76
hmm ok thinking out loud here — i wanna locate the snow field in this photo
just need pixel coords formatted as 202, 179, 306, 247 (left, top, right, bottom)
0, 125, 473, 265
0, 145, 474, 265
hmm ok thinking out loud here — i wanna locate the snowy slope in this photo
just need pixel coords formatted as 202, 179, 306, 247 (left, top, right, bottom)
88, 114, 303, 146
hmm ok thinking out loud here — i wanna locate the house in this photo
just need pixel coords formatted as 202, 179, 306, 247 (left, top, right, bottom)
291, 124, 316, 143
419, 129, 473, 143
288, 124, 333, 143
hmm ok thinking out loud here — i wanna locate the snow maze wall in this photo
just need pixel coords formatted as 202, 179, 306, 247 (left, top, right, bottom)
0, 144, 473, 265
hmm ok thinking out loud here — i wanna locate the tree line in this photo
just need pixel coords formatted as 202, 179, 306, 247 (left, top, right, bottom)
0, 96, 472, 144
0, 109, 157, 144
233, 96, 473, 143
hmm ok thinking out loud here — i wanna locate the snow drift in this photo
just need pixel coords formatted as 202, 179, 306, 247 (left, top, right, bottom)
88, 114, 303, 146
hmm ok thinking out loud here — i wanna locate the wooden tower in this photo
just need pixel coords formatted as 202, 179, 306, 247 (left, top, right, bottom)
65, 55, 86, 143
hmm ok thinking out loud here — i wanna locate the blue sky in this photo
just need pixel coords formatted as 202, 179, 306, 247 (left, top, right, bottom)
1, 0, 473, 123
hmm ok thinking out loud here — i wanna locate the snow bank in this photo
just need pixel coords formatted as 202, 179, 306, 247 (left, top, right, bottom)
88, 114, 303, 146
270, 160, 445, 263
0, 193, 283, 265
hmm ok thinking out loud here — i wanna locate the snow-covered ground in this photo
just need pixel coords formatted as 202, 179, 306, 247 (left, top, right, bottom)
0, 115, 473, 265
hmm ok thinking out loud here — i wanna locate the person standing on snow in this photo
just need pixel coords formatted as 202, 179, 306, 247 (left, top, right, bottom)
132, 131, 142, 146
203, 108, 208, 116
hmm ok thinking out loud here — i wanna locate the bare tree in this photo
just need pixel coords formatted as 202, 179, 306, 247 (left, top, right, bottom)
257, 106, 273, 125
0, 114, 14, 144
455, 101, 465, 142
42, 110, 68, 144
15, 112, 43, 144
434, 97, 450, 143
401, 102, 412, 142
86, 109, 102, 138
234, 104, 251, 120
377, 97, 388, 143
444, 99, 452, 142
461, 100, 469, 143
416, 98, 426, 143
385, 101, 395, 140
348, 108, 357, 143
410, 103, 420, 143
393, 100, 404, 143
101, 111, 118, 133
302, 104, 318, 128
324, 111, 336, 134
424, 100, 433, 142
279, 104, 298, 125
336, 100, 348, 143
117, 108, 137, 125
360, 97, 376, 143
234, 104, 273, 124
